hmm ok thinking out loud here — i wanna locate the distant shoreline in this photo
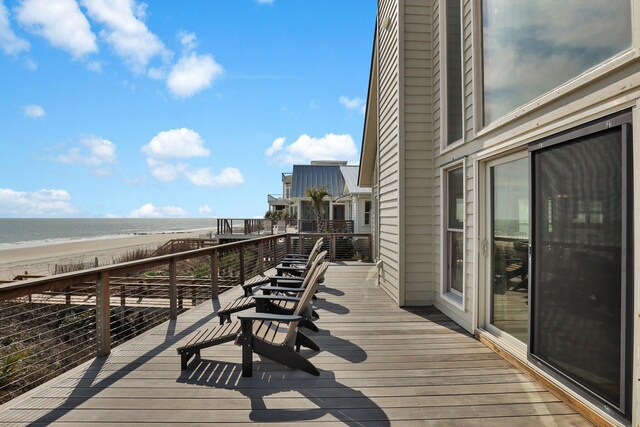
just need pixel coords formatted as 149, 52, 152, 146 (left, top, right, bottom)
0, 227, 214, 252
0, 230, 208, 280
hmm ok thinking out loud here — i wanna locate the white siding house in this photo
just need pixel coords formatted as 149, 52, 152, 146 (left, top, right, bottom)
359, 1, 640, 425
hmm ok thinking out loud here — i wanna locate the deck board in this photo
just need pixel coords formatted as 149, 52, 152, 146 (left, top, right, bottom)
0, 262, 591, 426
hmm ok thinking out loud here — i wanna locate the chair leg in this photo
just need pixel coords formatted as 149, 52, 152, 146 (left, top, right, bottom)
239, 318, 254, 377
311, 309, 320, 319
254, 339, 319, 376
299, 318, 319, 333
295, 330, 320, 352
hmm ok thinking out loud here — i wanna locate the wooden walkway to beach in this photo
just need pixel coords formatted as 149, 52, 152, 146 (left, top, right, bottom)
0, 262, 590, 426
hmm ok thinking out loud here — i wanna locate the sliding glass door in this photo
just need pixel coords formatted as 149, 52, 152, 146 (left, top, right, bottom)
487, 154, 529, 345
530, 111, 633, 421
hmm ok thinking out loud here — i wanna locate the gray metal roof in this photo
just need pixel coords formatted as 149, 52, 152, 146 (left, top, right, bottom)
291, 165, 345, 198
340, 165, 369, 194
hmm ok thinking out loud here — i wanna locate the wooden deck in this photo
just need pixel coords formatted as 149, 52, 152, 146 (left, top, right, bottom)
0, 263, 591, 426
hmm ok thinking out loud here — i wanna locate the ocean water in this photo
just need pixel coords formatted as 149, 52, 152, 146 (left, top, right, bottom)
0, 218, 217, 248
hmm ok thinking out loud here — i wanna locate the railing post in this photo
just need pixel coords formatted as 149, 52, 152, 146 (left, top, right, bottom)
299, 235, 304, 255
210, 249, 219, 300
169, 258, 177, 319
239, 245, 245, 284
259, 241, 264, 273
331, 234, 336, 262
96, 271, 111, 357
286, 234, 291, 255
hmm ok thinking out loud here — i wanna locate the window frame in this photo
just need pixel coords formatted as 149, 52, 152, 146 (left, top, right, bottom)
439, 0, 465, 154
441, 160, 466, 309
364, 200, 371, 226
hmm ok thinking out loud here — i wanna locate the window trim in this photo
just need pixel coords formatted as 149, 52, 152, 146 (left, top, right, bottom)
439, 0, 465, 154
440, 160, 466, 310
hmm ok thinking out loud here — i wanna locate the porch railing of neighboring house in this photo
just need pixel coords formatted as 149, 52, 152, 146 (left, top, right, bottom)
0, 233, 371, 404
267, 194, 285, 204
297, 219, 354, 233
216, 218, 276, 236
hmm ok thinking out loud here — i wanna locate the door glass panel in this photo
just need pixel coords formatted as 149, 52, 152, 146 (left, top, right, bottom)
448, 231, 464, 293
490, 157, 529, 343
532, 128, 623, 406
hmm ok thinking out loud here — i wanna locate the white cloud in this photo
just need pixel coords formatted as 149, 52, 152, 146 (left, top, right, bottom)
16, 0, 97, 59
184, 167, 244, 187
24, 104, 45, 118
129, 203, 188, 218
339, 95, 365, 114
143, 128, 242, 187
146, 158, 187, 182
0, 0, 30, 55
167, 52, 223, 98
142, 128, 210, 159
257, 0, 274, 4
0, 188, 79, 217
178, 30, 196, 52
265, 137, 285, 156
56, 136, 117, 175
198, 204, 213, 215
266, 133, 358, 165
80, 0, 169, 72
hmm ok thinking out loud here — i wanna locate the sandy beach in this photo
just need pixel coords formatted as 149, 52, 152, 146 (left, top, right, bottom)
0, 231, 205, 279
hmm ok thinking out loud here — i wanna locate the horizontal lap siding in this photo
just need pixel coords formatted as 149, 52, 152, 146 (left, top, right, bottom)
403, 0, 434, 305
378, 0, 401, 302
432, 0, 442, 308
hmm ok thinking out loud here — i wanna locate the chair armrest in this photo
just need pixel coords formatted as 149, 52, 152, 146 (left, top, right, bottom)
284, 254, 309, 259
259, 285, 305, 294
276, 266, 307, 272
252, 294, 301, 302
241, 277, 271, 296
269, 275, 304, 282
238, 312, 302, 322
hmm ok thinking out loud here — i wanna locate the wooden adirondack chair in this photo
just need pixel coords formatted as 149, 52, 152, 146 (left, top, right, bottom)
218, 255, 328, 329
177, 262, 326, 376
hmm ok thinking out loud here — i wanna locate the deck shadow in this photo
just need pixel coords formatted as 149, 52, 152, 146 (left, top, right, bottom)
23, 307, 222, 426
177, 360, 390, 426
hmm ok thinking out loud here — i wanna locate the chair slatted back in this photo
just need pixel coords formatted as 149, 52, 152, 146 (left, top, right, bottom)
283, 261, 329, 344
303, 238, 324, 269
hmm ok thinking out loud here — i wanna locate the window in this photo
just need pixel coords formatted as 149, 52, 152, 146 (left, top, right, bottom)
364, 201, 371, 225
444, 0, 463, 145
444, 166, 464, 296
482, 0, 632, 124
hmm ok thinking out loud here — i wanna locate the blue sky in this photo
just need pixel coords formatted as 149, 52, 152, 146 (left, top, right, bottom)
0, 0, 375, 218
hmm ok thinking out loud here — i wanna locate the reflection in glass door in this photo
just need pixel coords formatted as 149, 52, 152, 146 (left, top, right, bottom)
489, 156, 529, 344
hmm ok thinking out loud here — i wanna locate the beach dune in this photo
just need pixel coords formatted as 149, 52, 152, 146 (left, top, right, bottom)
0, 232, 204, 279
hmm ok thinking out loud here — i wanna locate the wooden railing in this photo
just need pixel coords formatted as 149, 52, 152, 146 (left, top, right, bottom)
0, 235, 287, 403
0, 233, 371, 404
298, 219, 354, 233
216, 218, 275, 236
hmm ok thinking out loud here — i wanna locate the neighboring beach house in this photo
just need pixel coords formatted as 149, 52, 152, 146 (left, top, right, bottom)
268, 161, 372, 233
358, 1, 639, 425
